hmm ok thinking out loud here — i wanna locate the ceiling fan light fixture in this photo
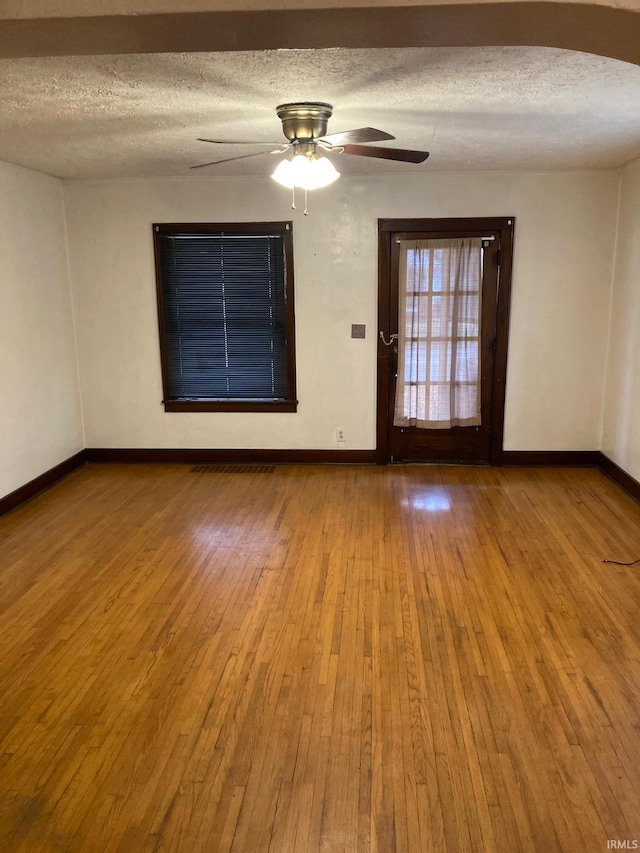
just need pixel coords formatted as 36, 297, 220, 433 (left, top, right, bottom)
303, 155, 340, 190
271, 153, 339, 190
271, 157, 295, 189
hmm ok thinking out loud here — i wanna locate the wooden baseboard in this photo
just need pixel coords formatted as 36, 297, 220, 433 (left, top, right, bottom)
500, 450, 601, 467
0, 450, 87, 518
501, 450, 639, 504
84, 448, 377, 465
3, 447, 638, 518
596, 452, 640, 504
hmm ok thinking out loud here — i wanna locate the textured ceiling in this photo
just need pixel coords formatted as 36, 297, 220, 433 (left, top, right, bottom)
0, 45, 639, 180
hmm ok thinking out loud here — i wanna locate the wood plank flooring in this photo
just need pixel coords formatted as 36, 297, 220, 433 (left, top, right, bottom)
0, 463, 639, 852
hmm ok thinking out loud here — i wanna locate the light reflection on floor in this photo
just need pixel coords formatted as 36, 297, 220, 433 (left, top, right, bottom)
401, 489, 452, 512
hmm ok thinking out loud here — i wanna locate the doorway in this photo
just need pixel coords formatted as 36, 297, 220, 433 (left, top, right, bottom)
377, 217, 514, 464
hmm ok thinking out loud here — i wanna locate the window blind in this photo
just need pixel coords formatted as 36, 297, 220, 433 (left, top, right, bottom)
157, 232, 289, 401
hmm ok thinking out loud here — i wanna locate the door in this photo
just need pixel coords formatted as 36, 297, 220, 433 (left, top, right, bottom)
377, 218, 514, 464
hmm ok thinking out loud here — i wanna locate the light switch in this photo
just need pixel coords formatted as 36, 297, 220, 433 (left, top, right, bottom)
351, 324, 366, 339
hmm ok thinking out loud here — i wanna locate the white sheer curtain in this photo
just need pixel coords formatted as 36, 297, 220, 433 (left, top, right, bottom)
393, 237, 483, 429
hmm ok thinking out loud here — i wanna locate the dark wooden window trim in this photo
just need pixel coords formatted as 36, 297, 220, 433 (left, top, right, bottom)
153, 221, 297, 413
377, 217, 515, 465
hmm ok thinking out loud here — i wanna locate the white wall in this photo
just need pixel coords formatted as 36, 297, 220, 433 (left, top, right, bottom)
64, 170, 618, 451
0, 162, 84, 499
602, 158, 640, 481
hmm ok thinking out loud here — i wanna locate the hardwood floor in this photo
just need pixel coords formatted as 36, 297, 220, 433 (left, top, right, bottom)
0, 463, 639, 852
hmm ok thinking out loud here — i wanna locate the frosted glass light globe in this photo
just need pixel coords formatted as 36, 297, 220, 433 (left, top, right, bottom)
271, 154, 339, 190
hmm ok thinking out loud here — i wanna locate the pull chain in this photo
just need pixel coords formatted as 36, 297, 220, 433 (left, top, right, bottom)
289, 186, 310, 215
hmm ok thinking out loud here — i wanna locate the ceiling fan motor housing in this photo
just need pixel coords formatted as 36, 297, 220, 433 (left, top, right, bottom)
276, 102, 333, 141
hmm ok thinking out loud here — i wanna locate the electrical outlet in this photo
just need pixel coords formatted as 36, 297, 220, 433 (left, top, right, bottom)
336, 427, 346, 444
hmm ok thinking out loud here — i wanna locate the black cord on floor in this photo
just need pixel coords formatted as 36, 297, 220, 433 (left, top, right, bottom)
602, 557, 640, 566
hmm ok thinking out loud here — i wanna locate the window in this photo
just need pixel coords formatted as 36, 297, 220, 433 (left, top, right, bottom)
394, 238, 482, 428
153, 222, 296, 412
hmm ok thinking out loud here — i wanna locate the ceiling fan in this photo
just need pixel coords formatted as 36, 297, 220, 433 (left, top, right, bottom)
191, 102, 430, 192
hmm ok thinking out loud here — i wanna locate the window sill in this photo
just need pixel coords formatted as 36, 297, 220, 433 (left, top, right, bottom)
163, 399, 298, 413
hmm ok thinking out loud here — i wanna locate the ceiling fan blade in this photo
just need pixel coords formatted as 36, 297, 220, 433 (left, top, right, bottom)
340, 144, 429, 164
190, 149, 282, 170
197, 138, 282, 146
319, 127, 395, 146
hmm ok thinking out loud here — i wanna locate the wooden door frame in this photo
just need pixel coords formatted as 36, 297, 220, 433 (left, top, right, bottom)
376, 216, 515, 466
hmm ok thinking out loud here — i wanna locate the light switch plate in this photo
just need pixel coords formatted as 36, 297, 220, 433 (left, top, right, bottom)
351, 324, 366, 339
